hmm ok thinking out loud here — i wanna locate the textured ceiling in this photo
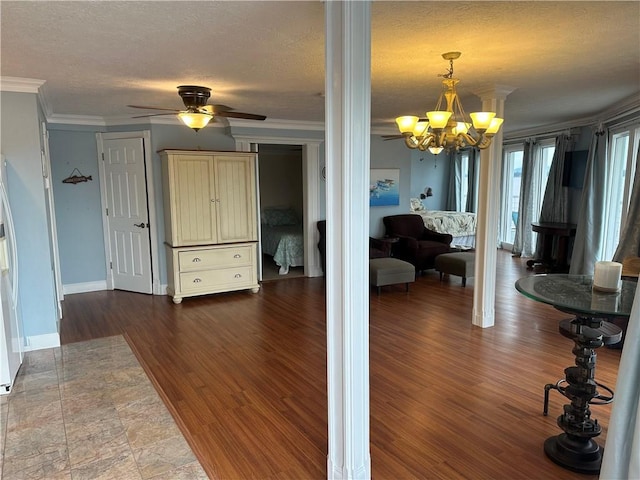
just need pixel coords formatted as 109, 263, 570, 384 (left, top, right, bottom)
1, 1, 639, 135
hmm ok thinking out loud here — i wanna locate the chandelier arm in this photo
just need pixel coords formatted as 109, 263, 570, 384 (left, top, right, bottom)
477, 135, 493, 149
403, 135, 419, 149
418, 132, 436, 149
459, 132, 478, 146
434, 130, 447, 148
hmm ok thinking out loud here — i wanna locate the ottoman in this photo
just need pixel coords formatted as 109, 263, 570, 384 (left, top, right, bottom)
369, 257, 415, 295
434, 251, 475, 287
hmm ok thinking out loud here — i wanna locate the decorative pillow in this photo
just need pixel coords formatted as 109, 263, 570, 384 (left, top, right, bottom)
410, 198, 425, 212
262, 207, 299, 226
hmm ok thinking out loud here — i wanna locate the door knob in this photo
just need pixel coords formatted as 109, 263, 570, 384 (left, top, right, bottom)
134, 222, 147, 228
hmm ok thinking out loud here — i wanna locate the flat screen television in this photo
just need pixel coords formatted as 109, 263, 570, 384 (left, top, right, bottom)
562, 150, 588, 188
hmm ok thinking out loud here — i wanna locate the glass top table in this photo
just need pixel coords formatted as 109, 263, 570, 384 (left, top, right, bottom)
515, 273, 637, 474
515, 274, 637, 317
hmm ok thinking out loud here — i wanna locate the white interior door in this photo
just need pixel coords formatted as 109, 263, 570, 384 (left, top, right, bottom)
101, 137, 152, 294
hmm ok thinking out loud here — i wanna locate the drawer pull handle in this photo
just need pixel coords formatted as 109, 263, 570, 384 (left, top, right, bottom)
193, 278, 202, 283
234, 274, 242, 278
233, 254, 242, 259
192, 257, 201, 263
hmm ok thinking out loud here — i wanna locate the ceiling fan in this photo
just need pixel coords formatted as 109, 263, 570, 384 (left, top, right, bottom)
128, 85, 266, 131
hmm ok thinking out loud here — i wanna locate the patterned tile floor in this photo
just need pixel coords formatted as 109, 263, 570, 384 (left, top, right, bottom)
0, 336, 208, 479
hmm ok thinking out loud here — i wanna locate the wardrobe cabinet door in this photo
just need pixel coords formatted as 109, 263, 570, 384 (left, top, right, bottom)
213, 155, 256, 243
168, 154, 218, 246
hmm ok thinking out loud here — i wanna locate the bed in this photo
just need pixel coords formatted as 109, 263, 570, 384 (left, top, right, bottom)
410, 198, 477, 248
261, 207, 304, 275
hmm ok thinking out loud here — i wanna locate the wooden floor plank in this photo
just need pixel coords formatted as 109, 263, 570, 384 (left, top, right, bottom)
60, 250, 622, 479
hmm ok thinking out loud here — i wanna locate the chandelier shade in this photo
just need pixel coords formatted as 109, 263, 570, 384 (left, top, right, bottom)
395, 52, 503, 154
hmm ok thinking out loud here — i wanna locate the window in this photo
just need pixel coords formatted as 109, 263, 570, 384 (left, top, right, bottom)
499, 139, 555, 250
501, 146, 523, 246
601, 125, 640, 260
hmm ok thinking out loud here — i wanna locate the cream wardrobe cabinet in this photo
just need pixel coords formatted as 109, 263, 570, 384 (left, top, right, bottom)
161, 150, 260, 303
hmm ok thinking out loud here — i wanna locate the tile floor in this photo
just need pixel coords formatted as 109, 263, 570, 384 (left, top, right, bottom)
0, 335, 208, 479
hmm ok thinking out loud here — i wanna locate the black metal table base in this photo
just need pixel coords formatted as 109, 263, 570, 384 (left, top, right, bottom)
544, 434, 603, 475
541, 316, 622, 474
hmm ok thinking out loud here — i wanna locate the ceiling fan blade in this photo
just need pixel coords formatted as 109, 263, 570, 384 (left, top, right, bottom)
216, 111, 266, 121
132, 112, 177, 118
128, 105, 181, 112
382, 135, 404, 140
209, 104, 233, 112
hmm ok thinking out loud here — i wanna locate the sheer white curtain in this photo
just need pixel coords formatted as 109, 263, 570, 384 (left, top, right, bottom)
613, 140, 640, 262
512, 140, 538, 257
599, 279, 640, 480
570, 128, 609, 274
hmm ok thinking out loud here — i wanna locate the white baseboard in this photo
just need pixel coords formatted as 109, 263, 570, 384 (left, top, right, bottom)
63, 281, 168, 296
24, 333, 60, 351
63, 281, 108, 295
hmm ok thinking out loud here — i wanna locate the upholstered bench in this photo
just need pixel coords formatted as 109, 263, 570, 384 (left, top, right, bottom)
434, 251, 475, 287
369, 257, 415, 295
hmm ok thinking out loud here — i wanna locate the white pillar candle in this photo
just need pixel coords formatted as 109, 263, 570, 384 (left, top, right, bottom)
593, 261, 623, 292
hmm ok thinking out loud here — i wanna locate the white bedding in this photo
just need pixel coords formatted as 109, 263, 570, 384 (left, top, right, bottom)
414, 210, 477, 238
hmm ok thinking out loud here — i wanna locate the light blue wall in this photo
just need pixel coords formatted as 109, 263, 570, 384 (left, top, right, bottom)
408, 149, 450, 211
368, 136, 411, 237
48, 127, 107, 284
0, 91, 58, 340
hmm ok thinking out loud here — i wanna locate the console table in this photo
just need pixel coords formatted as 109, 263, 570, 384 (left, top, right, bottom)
515, 274, 636, 474
526, 222, 577, 273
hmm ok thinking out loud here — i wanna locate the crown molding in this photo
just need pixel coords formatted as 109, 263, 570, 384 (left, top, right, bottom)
0, 76, 45, 93
504, 94, 640, 141
47, 114, 106, 126
226, 117, 324, 131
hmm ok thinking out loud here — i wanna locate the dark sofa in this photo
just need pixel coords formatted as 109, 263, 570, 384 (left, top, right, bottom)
382, 214, 452, 273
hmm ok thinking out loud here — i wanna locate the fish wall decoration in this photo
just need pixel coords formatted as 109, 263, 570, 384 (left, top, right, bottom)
62, 168, 93, 185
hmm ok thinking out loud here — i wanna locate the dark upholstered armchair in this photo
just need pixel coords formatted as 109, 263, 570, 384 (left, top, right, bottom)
382, 214, 452, 273
317, 220, 392, 274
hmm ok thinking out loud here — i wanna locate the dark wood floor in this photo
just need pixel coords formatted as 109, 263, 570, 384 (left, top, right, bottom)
60, 251, 622, 479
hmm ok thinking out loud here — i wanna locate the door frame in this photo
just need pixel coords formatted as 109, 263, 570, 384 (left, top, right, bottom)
234, 135, 323, 278
40, 123, 64, 319
96, 130, 161, 294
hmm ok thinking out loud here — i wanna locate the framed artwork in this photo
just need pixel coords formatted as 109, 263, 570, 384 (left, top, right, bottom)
370, 168, 400, 207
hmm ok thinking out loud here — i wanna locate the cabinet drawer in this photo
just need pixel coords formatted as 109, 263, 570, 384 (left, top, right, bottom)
180, 266, 255, 293
178, 245, 253, 271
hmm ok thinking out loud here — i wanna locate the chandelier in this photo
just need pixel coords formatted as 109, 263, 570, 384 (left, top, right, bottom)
395, 52, 503, 155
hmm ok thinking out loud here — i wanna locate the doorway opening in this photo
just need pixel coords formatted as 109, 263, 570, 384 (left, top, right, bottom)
258, 144, 305, 281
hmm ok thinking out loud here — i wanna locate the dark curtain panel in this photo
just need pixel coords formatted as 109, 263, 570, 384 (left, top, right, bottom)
512, 140, 537, 257
446, 153, 461, 211
569, 128, 608, 274
535, 134, 573, 258
465, 149, 478, 213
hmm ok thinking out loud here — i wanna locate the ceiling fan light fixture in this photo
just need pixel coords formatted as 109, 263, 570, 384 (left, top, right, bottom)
178, 112, 212, 132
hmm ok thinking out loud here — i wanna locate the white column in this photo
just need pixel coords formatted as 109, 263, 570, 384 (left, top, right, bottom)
472, 86, 513, 328
325, 2, 371, 479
